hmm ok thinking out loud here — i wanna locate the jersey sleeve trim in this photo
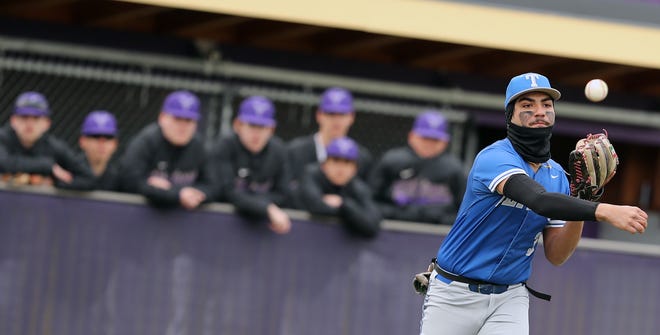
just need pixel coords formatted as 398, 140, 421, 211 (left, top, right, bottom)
488, 168, 527, 193
546, 219, 566, 228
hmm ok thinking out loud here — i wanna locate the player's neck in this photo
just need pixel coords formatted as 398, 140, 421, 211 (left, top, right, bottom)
528, 161, 542, 172
316, 131, 335, 146
88, 159, 109, 176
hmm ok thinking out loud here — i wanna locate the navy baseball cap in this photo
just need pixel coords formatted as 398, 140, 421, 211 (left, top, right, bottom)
81, 110, 118, 136
326, 136, 359, 161
412, 110, 450, 141
319, 87, 353, 114
238, 96, 276, 127
162, 90, 201, 120
14, 91, 50, 116
505, 72, 561, 107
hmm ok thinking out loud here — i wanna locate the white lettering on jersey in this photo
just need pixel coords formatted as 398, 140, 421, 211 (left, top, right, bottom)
501, 197, 526, 209
526, 232, 542, 256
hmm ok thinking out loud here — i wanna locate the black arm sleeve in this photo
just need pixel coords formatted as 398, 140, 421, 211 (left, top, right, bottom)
503, 173, 597, 222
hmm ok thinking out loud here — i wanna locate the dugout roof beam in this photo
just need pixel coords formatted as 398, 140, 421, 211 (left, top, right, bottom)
1, 0, 659, 102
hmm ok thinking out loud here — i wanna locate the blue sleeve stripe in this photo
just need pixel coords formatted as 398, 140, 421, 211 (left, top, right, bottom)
488, 168, 527, 192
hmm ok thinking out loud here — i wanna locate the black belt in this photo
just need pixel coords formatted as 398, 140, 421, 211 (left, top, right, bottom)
434, 262, 551, 301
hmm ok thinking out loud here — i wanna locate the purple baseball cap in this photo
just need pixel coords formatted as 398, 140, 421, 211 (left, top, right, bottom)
238, 96, 277, 127
81, 110, 118, 136
412, 110, 450, 141
14, 91, 50, 116
162, 90, 201, 120
326, 136, 359, 161
319, 87, 353, 114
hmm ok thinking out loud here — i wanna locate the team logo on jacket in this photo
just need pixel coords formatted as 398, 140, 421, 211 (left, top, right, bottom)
238, 168, 250, 178
391, 178, 452, 206
399, 168, 415, 179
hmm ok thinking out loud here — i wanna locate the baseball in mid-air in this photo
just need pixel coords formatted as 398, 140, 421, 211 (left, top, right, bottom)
585, 79, 608, 102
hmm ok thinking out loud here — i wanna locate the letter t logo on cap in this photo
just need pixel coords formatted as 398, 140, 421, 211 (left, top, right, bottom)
525, 73, 540, 87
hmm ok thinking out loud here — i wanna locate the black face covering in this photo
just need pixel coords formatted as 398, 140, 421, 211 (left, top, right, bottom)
507, 122, 553, 163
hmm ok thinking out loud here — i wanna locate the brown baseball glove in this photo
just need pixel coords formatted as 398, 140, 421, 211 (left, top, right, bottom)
568, 130, 618, 201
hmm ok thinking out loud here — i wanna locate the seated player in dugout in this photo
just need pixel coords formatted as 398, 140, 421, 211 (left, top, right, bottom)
369, 110, 466, 225
77, 110, 121, 191
287, 87, 373, 208
208, 95, 291, 234
298, 136, 382, 238
0, 91, 95, 189
118, 90, 215, 209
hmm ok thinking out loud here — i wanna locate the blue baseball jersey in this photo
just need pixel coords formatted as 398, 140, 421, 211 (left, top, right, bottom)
436, 138, 570, 285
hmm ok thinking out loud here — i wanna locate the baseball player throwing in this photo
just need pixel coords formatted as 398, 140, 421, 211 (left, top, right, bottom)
418, 73, 648, 335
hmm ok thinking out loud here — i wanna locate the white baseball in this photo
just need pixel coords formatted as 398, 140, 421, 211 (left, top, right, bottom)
585, 79, 608, 102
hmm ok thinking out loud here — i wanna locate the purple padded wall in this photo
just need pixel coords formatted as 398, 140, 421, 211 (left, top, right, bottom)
0, 189, 658, 335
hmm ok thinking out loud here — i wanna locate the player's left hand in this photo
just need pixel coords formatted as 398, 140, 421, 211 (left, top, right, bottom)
267, 204, 291, 234
147, 175, 172, 190
52, 164, 73, 184
179, 187, 206, 210
322, 194, 343, 208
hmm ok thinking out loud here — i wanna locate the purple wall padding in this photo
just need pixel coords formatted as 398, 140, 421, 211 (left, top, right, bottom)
0, 189, 658, 335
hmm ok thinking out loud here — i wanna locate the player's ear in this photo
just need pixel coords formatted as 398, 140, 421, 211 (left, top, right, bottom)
157, 112, 167, 126
347, 112, 356, 125
408, 131, 416, 142
232, 118, 241, 133
9, 115, 18, 127
505, 102, 515, 124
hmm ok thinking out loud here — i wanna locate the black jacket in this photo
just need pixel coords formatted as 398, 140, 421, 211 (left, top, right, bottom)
76, 152, 122, 192
0, 125, 95, 190
368, 145, 466, 225
299, 164, 381, 238
209, 133, 290, 219
287, 134, 373, 208
118, 123, 215, 207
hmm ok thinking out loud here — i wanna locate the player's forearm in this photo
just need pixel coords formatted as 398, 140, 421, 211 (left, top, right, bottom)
543, 221, 584, 266
229, 192, 271, 218
503, 174, 598, 221
340, 198, 381, 238
5, 155, 55, 175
